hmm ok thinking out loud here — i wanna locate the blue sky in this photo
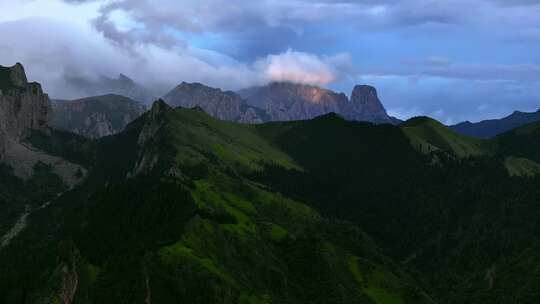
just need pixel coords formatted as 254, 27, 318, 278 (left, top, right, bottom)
1, 0, 539, 123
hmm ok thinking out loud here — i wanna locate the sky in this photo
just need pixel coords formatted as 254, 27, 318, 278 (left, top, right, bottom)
1, 0, 539, 124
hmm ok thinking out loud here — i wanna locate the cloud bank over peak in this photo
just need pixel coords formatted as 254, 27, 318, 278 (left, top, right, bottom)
2, 0, 540, 123
256, 50, 352, 86
0, 16, 351, 99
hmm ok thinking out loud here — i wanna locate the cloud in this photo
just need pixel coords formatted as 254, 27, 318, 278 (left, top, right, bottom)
367, 58, 540, 83
0, 17, 351, 99
255, 50, 353, 86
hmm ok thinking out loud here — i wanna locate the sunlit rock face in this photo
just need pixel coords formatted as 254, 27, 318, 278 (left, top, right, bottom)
239, 82, 395, 123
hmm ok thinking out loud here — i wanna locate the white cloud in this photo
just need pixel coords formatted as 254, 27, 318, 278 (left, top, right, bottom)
255, 50, 352, 86
0, 17, 351, 99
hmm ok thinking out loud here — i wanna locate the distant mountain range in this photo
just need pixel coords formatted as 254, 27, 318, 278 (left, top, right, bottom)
2, 63, 540, 304
65, 73, 157, 104
451, 109, 540, 138
53, 79, 400, 138
52, 95, 146, 139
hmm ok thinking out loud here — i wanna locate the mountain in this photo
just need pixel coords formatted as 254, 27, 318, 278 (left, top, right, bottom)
0, 63, 84, 186
52, 94, 146, 139
344, 85, 396, 124
401, 116, 540, 176
451, 109, 540, 138
2, 64, 540, 304
0, 101, 434, 304
238, 82, 397, 124
401, 116, 495, 158
66, 73, 156, 104
162, 82, 267, 123
238, 82, 348, 121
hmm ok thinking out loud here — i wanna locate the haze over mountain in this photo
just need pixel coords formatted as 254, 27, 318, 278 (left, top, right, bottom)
451, 109, 540, 138
65, 73, 157, 105
52, 94, 146, 138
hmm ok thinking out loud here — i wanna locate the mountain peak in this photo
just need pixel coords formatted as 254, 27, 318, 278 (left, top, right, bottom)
345, 84, 391, 124
150, 99, 172, 115
0, 63, 29, 92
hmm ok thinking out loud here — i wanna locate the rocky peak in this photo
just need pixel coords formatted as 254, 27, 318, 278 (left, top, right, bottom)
149, 99, 172, 118
239, 82, 348, 121
0, 63, 28, 90
0, 63, 52, 144
346, 85, 391, 123
162, 82, 264, 123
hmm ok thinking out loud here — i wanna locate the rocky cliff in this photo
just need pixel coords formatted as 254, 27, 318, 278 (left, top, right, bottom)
0, 64, 52, 138
239, 82, 396, 124
162, 82, 266, 123
0, 63, 85, 186
239, 82, 348, 121
344, 85, 394, 124
52, 94, 146, 138
0, 63, 52, 154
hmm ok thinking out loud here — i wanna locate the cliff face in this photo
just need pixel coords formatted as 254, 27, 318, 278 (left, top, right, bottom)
0, 63, 52, 154
344, 85, 393, 124
239, 82, 348, 121
0, 63, 85, 186
162, 82, 265, 123
239, 82, 395, 124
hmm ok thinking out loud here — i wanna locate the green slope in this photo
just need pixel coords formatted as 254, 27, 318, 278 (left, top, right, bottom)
2, 105, 540, 304
401, 117, 495, 157
0, 104, 432, 304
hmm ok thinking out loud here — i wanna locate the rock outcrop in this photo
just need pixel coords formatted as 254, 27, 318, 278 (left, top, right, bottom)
239, 82, 348, 121
0, 63, 85, 185
239, 82, 396, 124
343, 85, 394, 124
162, 82, 265, 123
52, 94, 146, 138
0, 63, 52, 154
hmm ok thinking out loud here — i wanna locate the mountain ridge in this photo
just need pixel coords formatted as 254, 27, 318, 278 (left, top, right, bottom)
451, 108, 540, 138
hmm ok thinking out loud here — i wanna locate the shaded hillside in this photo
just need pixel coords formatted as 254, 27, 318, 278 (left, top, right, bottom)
0, 103, 433, 304
2, 83, 540, 303
401, 116, 495, 158
52, 94, 146, 138
253, 114, 540, 304
451, 109, 540, 138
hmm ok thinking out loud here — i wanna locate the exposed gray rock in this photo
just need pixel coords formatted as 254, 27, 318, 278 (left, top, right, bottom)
344, 85, 394, 124
52, 94, 146, 138
239, 82, 396, 124
0, 63, 86, 186
239, 82, 348, 122
0, 63, 52, 156
162, 82, 265, 123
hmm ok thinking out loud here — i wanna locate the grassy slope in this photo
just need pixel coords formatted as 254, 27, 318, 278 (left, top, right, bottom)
253, 113, 540, 304
401, 117, 495, 158
0, 108, 432, 304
